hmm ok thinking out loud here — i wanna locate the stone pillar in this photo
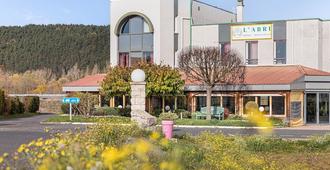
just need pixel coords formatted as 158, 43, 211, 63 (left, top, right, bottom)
130, 82, 146, 111
130, 69, 156, 128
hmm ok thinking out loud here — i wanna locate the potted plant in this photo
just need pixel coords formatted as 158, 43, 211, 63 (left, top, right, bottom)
159, 112, 178, 139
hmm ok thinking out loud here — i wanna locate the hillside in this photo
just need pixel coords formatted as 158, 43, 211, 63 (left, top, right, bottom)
0, 24, 110, 76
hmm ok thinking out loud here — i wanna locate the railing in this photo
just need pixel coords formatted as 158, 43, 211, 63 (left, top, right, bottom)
274, 58, 286, 64
246, 59, 258, 65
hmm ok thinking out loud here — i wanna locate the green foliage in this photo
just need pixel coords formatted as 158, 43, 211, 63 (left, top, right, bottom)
71, 92, 98, 116
61, 104, 70, 114
0, 24, 110, 76
174, 109, 191, 118
0, 89, 5, 115
7, 97, 25, 115
159, 112, 179, 121
116, 107, 131, 117
101, 63, 185, 99
94, 107, 119, 116
87, 123, 148, 146
101, 66, 132, 98
24, 96, 40, 113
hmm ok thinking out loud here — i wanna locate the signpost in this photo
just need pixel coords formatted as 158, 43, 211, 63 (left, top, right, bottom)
62, 97, 80, 121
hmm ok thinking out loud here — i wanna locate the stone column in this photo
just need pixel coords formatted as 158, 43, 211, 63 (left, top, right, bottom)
130, 81, 146, 111
130, 69, 156, 128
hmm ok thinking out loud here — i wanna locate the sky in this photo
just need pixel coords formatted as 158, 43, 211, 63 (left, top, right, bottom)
0, 0, 329, 26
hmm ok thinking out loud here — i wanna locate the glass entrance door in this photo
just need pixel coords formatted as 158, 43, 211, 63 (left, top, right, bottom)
306, 93, 317, 123
319, 93, 329, 124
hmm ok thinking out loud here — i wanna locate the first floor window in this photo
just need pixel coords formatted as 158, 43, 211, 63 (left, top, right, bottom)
246, 41, 258, 65
274, 40, 286, 64
223, 96, 235, 114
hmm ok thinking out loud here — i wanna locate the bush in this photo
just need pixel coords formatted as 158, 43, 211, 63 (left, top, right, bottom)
151, 108, 162, 117
61, 104, 70, 114
159, 112, 178, 121
94, 107, 119, 116
174, 109, 191, 118
6, 97, 25, 115
24, 96, 40, 113
0, 89, 5, 115
116, 107, 131, 117
73, 92, 98, 116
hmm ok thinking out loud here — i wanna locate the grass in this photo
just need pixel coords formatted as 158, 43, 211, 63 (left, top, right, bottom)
175, 118, 255, 127
0, 112, 38, 120
45, 115, 131, 124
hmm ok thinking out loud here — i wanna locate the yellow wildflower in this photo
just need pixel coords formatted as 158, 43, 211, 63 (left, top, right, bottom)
37, 153, 45, 159
60, 150, 65, 156
150, 132, 160, 141
17, 144, 26, 153
0, 156, 4, 164
135, 140, 151, 154
35, 141, 43, 147
160, 161, 182, 170
160, 138, 169, 147
2, 153, 8, 158
88, 145, 97, 156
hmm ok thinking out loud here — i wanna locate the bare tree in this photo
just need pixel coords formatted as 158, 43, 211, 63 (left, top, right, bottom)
179, 46, 246, 120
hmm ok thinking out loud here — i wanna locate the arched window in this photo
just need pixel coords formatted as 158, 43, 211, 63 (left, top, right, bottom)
118, 15, 154, 67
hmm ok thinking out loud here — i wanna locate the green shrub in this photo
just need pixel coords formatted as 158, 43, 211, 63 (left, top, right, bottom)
116, 107, 131, 117
174, 109, 191, 118
94, 107, 119, 116
151, 108, 162, 117
61, 104, 70, 114
159, 112, 179, 121
24, 96, 40, 113
0, 89, 5, 115
227, 114, 244, 120
6, 97, 25, 115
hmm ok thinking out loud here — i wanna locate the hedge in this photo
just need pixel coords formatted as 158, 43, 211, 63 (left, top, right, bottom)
0, 89, 5, 115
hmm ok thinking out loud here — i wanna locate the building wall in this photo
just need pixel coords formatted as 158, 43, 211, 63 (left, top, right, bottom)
192, 25, 219, 47
322, 21, 330, 72
286, 20, 321, 69
192, 0, 236, 25
110, 0, 175, 67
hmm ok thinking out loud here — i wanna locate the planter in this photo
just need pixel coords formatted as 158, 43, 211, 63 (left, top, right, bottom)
161, 120, 174, 139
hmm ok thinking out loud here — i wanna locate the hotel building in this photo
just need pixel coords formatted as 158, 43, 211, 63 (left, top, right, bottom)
64, 0, 330, 125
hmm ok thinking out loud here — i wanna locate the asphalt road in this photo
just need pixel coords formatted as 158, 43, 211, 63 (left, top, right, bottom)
1, 114, 330, 154
0, 114, 87, 154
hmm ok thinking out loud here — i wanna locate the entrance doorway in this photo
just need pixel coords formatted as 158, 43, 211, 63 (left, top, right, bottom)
305, 92, 330, 124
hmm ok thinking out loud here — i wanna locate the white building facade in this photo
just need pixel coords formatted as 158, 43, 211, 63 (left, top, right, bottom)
110, 0, 330, 72
101, 0, 330, 125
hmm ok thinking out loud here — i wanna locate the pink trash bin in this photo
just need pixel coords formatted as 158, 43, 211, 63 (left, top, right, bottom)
162, 120, 174, 139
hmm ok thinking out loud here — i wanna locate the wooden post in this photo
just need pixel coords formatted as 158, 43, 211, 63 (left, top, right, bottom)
162, 96, 165, 113
98, 95, 102, 107
174, 96, 178, 110
123, 95, 126, 108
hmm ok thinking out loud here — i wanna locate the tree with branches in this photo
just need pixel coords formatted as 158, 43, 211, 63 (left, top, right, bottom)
179, 46, 246, 120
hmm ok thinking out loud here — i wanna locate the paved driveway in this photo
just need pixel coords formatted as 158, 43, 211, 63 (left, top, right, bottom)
0, 114, 87, 154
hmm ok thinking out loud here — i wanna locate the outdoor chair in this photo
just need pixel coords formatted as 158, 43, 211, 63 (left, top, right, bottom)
198, 106, 225, 120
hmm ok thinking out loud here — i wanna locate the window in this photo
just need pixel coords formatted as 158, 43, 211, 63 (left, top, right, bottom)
258, 96, 270, 115
274, 40, 286, 64
272, 96, 285, 115
223, 96, 235, 114
118, 15, 154, 67
246, 41, 258, 65
220, 42, 231, 54
243, 96, 256, 114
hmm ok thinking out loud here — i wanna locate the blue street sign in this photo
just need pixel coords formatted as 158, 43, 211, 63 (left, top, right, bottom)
62, 97, 80, 104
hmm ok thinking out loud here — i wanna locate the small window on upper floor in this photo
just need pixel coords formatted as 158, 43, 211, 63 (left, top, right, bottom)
220, 42, 231, 55
246, 41, 258, 65
274, 40, 286, 64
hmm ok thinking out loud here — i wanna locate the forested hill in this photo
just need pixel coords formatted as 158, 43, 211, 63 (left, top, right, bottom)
0, 24, 110, 76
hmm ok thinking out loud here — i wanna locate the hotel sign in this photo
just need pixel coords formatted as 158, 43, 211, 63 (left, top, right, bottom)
231, 24, 273, 41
